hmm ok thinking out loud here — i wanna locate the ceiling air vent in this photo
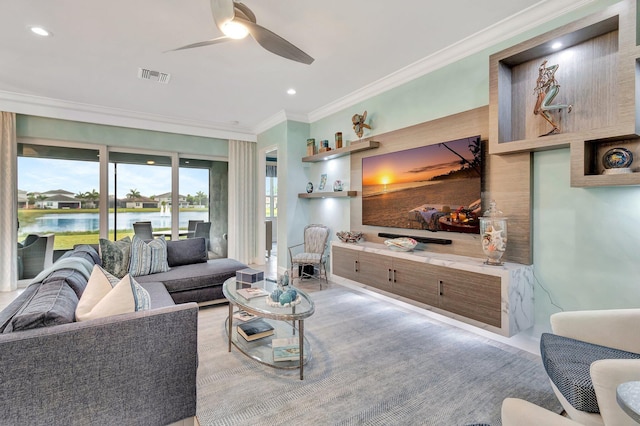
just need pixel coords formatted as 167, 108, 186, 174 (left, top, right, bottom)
137, 68, 171, 84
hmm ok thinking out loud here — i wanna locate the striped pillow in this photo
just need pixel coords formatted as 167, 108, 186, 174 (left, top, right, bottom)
129, 235, 170, 277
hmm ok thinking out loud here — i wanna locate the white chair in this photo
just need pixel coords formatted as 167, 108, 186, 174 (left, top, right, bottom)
288, 224, 329, 288
502, 398, 582, 426
541, 309, 640, 426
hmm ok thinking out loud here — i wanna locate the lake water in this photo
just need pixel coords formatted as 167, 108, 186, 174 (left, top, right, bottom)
21, 211, 209, 233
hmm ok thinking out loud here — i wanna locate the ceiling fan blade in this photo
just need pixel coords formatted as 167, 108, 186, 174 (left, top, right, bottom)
238, 18, 314, 65
166, 36, 230, 52
210, 0, 235, 29
233, 2, 256, 24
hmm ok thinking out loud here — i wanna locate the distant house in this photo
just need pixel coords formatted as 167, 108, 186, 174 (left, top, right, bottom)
155, 192, 189, 208
17, 189, 28, 208
35, 189, 82, 209
39, 194, 82, 209
124, 197, 159, 209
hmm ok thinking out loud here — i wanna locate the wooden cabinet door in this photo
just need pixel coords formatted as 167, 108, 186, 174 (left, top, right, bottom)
391, 258, 439, 306
332, 246, 360, 282
435, 266, 502, 328
357, 251, 393, 292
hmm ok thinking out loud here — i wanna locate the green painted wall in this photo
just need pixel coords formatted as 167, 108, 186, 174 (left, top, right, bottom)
293, 0, 637, 340
16, 115, 229, 157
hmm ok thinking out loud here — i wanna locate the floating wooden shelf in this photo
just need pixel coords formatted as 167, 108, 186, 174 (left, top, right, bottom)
298, 191, 357, 199
302, 140, 380, 162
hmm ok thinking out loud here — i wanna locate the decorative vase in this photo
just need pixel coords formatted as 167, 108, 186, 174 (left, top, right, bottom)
306, 182, 313, 193
333, 180, 343, 191
479, 200, 507, 265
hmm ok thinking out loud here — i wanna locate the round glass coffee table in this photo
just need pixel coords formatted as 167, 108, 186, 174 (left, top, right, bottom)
222, 277, 315, 380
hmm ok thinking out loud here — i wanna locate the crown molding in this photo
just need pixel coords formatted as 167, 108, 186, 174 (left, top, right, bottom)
0, 90, 257, 142
254, 110, 310, 135
307, 0, 594, 123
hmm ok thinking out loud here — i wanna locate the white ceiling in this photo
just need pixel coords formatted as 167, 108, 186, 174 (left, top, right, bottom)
0, 0, 591, 140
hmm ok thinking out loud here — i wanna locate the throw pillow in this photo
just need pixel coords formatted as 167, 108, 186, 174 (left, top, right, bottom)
129, 235, 170, 277
166, 237, 207, 267
75, 265, 150, 322
99, 236, 132, 278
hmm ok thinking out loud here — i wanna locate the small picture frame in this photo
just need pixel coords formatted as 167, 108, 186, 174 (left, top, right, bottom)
318, 174, 327, 190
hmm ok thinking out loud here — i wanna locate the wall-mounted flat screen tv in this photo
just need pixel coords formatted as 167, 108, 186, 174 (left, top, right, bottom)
362, 136, 483, 234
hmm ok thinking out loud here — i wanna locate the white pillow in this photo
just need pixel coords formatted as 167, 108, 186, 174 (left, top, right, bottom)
76, 265, 150, 322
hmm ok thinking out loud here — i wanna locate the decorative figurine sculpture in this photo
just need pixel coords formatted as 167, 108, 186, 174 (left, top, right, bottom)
352, 110, 371, 139
533, 60, 572, 136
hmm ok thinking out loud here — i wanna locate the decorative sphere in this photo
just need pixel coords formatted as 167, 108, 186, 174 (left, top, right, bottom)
270, 289, 283, 302
279, 292, 293, 305
285, 288, 297, 301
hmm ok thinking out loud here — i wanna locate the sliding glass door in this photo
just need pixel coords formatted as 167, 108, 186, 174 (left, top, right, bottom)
108, 152, 171, 240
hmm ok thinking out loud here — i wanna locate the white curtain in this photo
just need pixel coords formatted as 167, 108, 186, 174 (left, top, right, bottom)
0, 112, 18, 292
228, 139, 258, 264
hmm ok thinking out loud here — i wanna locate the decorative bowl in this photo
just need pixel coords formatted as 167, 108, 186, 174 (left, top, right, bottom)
384, 237, 418, 252
336, 231, 364, 243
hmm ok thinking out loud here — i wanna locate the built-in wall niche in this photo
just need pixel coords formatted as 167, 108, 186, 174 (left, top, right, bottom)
571, 135, 640, 187
489, 1, 635, 156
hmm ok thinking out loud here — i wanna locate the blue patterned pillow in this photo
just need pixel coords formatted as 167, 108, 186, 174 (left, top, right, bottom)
129, 235, 170, 277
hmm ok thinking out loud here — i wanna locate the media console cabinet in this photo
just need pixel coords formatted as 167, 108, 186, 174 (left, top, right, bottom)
330, 241, 533, 337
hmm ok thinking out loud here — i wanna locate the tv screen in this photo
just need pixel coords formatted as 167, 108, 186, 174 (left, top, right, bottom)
362, 136, 483, 234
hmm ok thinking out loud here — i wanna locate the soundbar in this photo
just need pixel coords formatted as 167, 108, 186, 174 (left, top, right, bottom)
378, 232, 452, 245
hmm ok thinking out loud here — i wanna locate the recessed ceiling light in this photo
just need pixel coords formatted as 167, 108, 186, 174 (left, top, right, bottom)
147, 160, 156, 165
551, 42, 562, 49
287, 88, 297, 95
29, 26, 51, 37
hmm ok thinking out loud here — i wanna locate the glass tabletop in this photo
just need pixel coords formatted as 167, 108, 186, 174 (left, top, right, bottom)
222, 277, 315, 321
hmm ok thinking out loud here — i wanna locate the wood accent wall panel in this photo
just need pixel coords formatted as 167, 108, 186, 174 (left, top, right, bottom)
349, 106, 532, 264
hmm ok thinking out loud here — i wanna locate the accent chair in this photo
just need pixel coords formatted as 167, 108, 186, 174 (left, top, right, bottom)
288, 224, 329, 288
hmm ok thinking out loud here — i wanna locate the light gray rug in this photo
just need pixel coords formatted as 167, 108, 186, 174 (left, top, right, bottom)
196, 286, 561, 425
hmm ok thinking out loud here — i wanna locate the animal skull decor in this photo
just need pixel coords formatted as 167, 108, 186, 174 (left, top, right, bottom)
352, 111, 372, 139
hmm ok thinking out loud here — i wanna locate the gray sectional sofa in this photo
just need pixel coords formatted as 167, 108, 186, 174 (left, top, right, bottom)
0, 238, 248, 425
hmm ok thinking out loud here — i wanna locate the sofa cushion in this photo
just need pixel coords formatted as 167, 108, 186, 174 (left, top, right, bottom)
139, 281, 175, 308
129, 235, 170, 277
76, 265, 150, 322
60, 244, 102, 266
166, 237, 207, 267
99, 236, 131, 278
0, 282, 41, 333
540, 333, 640, 413
42, 268, 90, 299
4, 280, 78, 332
134, 258, 247, 293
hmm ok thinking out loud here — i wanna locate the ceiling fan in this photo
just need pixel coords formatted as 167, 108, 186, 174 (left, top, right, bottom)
169, 0, 314, 65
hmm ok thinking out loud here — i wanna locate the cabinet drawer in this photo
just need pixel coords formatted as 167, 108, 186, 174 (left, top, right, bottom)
435, 266, 501, 328
332, 246, 360, 282
391, 258, 439, 306
357, 251, 393, 292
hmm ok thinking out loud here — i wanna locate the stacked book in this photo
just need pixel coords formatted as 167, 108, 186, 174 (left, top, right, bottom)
237, 319, 274, 342
272, 337, 300, 362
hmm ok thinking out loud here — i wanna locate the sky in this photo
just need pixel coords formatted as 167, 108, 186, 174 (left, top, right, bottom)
361, 137, 478, 186
18, 157, 209, 197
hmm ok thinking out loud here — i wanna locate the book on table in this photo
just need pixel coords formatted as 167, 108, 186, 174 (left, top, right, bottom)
233, 310, 257, 322
237, 319, 274, 341
272, 337, 300, 362
236, 287, 269, 300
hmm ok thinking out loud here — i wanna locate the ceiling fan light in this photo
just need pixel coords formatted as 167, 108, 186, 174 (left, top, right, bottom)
222, 21, 249, 39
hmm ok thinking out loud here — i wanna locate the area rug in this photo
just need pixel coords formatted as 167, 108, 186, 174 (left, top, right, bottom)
195, 286, 561, 425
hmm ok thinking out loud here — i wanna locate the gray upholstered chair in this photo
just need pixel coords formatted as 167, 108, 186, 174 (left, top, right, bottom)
539, 309, 640, 426
17, 233, 55, 279
194, 221, 211, 249
288, 224, 329, 288
187, 219, 204, 238
133, 221, 154, 240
